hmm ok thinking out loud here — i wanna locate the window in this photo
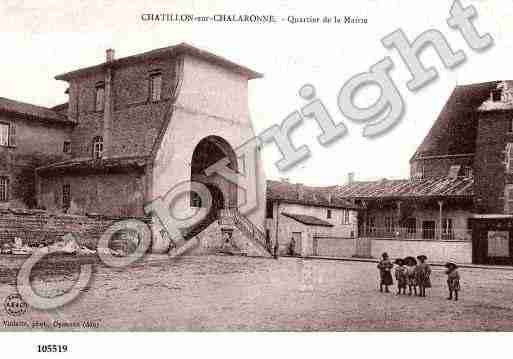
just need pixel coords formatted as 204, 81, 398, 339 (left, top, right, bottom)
366, 216, 376, 234
422, 220, 436, 239
492, 89, 502, 102
505, 185, 513, 214
149, 72, 162, 102
442, 218, 453, 240
92, 136, 103, 159
63, 141, 71, 154
266, 201, 274, 219
384, 216, 395, 234
0, 177, 9, 202
95, 83, 105, 111
461, 165, 473, 177
341, 209, 350, 225
506, 143, 513, 172
509, 119, 513, 133
62, 184, 71, 209
405, 218, 417, 235
327, 209, 332, 219
0, 123, 9, 146
190, 191, 202, 207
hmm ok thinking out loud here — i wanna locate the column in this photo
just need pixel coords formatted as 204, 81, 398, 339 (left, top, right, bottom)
438, 200, 444, 240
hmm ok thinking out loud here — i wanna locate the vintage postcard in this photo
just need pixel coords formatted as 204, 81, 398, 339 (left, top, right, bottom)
1, 0, 512, 356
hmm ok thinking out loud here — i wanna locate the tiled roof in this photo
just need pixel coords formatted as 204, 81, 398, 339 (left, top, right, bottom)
267, 180, 359, 209
334, 176, 473, 199
412, 81, 502, 161
55, 42, 262, 81
37, 156, 148, 175
281, 212, 334, 227
0, 97, 74, 125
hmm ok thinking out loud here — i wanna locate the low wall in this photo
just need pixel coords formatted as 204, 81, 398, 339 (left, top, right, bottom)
0, 208, 152, 249
314, 236, 356, 258
370, 238, 472, 264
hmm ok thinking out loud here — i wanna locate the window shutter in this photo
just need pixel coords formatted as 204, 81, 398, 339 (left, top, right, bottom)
8, 123, 16, 147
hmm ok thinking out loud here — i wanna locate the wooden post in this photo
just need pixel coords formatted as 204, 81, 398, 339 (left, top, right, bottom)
438, 200, 444, 240
396, 200, 402, 238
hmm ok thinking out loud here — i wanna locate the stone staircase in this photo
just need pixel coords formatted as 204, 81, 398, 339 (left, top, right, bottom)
218, 208, 271, 257
169, 208, 271, 258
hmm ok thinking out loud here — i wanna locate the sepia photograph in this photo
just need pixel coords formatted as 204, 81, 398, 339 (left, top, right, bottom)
1, 0, 512, 356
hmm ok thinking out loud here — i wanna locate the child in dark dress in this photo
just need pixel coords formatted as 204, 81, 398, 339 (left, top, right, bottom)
377, 252, 394, 292
404, 256, 417, 296
445, 262, 461, 301
394, 258, 407, 295
416, 255, 431, 297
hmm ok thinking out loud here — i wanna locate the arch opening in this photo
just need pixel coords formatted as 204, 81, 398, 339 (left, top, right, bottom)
190, 136, 238, 212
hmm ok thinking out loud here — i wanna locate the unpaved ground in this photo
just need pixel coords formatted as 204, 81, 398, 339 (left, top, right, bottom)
1, 254, 513, 331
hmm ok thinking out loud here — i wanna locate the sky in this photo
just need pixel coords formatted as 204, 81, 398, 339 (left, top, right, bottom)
0, 0, 512, 186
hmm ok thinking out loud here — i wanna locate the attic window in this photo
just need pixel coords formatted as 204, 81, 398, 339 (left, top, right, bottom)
149, 71, 162, 102
0, 123, 9, 147
492, 89, 502, 102
95, 82, 105, 111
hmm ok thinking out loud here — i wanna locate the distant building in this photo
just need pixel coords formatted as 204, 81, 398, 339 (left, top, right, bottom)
0, 98, 73, 209
266, 179, 359, 257
0, 43, 268, 255
337, 81, 513, 265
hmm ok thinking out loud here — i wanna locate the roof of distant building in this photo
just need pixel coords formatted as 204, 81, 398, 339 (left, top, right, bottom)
267, 179, 359, 209
55, 42, 262, 81
36, 155, 148, 175
0, 97, 74, 125
334, 176, 473, 200
281, 212, 334, 227
411, 81, 505, 162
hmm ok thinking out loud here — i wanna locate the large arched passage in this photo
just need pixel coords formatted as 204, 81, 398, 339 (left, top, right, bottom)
190, 136, 238, 213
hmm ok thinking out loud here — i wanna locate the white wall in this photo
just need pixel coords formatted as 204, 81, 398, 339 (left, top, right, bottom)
150, 55, 266, 252
370, 239, 472, 264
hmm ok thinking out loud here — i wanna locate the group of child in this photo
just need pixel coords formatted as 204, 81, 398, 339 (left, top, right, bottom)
377, 252, 461, 301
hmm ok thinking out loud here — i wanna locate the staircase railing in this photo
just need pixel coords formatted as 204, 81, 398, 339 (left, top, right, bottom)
219, 208, 269, 251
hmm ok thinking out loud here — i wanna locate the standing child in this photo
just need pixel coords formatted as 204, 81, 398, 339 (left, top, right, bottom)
394, 258, 407, 295
416, 255, 432, 297
404, 256, 417, 296
377, 252, 394, 292
445, 262, 461, 301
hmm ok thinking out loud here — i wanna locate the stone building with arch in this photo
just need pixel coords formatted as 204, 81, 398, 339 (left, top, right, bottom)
11, 43, 268, 254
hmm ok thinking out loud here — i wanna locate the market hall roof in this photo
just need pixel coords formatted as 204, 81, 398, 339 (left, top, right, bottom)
281, 212, 334, 227
334, 176, 473, 200
266, 180, 360, 210
0, 97, 74, 125
55, 42, 263, 81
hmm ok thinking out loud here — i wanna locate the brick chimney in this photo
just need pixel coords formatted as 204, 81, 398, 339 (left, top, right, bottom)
106, 48, 115, 62
296, 183, 304, 201
103, 48, 115, 157
347, 172, 355, 184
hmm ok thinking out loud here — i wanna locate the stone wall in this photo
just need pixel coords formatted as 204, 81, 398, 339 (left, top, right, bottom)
38, 170, 146, 217
0, 208, 151, 249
